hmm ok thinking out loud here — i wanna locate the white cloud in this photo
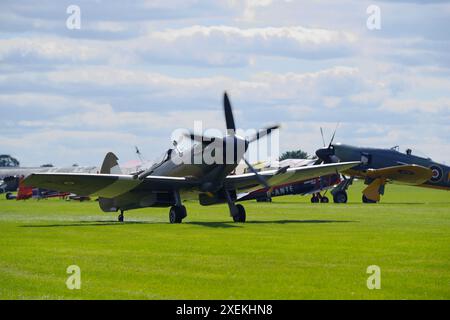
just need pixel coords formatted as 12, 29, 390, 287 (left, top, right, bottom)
0, 25, 357, 68
0, 37, 106, 63
380, 98, 450, 113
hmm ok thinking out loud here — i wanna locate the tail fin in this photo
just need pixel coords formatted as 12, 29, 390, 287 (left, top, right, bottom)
99, 152, 121, 213
100, 152, 122, 174
17, 176, 33, 200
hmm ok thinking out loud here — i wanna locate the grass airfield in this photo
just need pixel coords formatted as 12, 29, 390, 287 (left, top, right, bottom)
0, 181, 449, 300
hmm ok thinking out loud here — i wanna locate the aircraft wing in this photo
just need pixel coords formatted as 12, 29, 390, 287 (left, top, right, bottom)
23, 173, 199, 198
362, 164, 432, 185
225, 161, 360, 192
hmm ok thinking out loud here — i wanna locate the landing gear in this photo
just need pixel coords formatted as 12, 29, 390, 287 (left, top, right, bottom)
362, 195, 377, 203
362, 177, 385, 203
333, 191, 348, 204
331, 177, 353, 203
224, 189, 247, 223
311, 193, 329, 203
169, 190, 187, 224
118, 210, 124, 222
169, 205, 187, 224
232, 204, 246, 223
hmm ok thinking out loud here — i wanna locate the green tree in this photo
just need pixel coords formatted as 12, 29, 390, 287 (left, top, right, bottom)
279, 149, 309, 161
0, 155, 20, 167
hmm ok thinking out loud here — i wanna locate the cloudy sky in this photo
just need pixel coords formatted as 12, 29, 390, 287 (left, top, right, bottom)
1, 0, 449, 167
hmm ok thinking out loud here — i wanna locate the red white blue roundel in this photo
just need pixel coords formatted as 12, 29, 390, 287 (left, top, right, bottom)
429, 165, 443, 182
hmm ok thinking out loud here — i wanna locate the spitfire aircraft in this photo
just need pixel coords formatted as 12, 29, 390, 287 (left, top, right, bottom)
315, 136, 450, 203
24, 93, 358, 223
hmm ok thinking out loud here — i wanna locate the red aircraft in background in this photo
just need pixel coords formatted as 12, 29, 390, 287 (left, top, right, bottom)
8, 176, 89, 201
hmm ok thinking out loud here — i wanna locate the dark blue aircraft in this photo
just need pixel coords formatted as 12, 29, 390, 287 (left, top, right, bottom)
315, 142, 449, 203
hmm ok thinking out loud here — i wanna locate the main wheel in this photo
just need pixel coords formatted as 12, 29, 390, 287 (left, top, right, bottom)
311, 196, 319, 203
333, 191, 348, 203
362, 195, 377, 203
232, 204, 246, 223
5, 192, 14, 200
169, 206, 186, 224
320, 196, 329, 203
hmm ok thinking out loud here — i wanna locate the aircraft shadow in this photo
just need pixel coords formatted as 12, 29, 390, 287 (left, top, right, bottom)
187, 219, 356, 228
19, 220, 155, 228
20, 219, 355, 229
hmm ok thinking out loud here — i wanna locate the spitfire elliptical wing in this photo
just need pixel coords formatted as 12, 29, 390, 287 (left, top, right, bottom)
225, 161, 360, 192
23, 173, 199, 198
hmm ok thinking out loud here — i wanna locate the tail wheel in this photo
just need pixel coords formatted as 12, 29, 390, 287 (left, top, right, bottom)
333, 191, 348, 203
232, 204, 246, 223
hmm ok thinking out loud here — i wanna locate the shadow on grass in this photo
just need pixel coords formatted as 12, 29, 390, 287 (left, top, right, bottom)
187, 219, 356, 228
373, 202, 427, 205
20, 219, 356, 228
20, 220, 156, 228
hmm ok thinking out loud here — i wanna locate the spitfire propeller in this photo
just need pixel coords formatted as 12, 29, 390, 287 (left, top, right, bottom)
315, 123, 340, 164
183, 92, 280, 189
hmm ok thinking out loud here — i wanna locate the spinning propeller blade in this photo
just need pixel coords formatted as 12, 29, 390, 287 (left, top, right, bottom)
328, 122, 340, 148
320, 127, 326, 148
224, 92, 236, 134
244, 158, 270, 189
247, 125, 281, 143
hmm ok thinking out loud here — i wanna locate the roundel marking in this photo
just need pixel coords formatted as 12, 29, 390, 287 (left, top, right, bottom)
429, 165, 443, 183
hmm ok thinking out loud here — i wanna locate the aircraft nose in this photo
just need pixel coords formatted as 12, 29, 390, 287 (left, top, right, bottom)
315, 147, 333, 160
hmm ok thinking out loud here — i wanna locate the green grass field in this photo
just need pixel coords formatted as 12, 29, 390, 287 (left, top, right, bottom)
0, 181, 449, 300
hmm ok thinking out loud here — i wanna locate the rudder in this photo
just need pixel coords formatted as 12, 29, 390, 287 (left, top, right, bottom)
100, 152, 122, 174
99, 152, 121, 212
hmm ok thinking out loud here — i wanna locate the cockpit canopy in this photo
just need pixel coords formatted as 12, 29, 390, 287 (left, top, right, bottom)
390, 146, 431, 160
150, 149, 174, 170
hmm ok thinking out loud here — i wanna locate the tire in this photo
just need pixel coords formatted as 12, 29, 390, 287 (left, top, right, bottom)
5, 192, 15, 200
169, 206, 184, 224
362, 195, 377, 203
333, 191, 348, 204
320, 196, 329, 203
311, 196, 319, 203
233, 204, 246, 223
